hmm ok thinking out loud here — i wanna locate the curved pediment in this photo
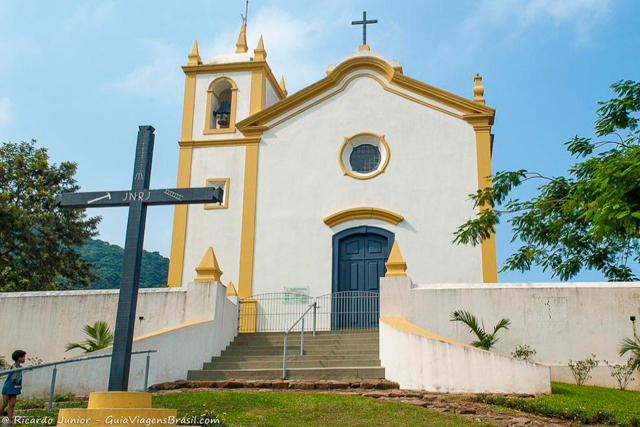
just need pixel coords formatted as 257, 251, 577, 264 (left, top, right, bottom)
323, 207, 404, 228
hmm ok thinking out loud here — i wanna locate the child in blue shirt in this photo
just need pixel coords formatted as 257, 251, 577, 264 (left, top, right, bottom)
1, 350, 26, 425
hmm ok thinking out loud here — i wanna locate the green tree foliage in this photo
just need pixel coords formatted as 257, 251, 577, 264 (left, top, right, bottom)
65, 320, 114, 353
454, 80, 640, 281
0, 140, 99, 291
78, 238, 168, 289
450, 309, 510, 350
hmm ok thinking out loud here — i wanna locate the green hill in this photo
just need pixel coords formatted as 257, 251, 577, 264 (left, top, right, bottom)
79, 238, 168, 289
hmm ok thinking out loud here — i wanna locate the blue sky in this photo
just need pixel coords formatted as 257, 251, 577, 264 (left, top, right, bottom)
1, 0, 639, 282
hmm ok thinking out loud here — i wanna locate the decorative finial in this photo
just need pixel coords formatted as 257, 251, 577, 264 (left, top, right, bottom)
254, 35, 267, 61
473, 74, 485, 105
187, 40, 202, 66
235, 23, 248, 53
385, 241, 407, 277
194, 246, 223, 283
227, 281, 238, 297
279, 75, 288, 97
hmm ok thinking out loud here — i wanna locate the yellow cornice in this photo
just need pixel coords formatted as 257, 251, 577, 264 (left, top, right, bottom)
236, 56, 496, 133
462, 113, 494, 131
181, 61, 286, 101
178, 137, 261, 148
323, 207, 404, 228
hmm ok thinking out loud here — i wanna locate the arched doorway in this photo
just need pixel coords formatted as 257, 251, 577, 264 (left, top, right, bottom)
330, 226, 394, 328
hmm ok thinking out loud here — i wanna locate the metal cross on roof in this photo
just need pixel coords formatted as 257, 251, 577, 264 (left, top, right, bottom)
351, 11, 378, 45
55, 126, 223, 391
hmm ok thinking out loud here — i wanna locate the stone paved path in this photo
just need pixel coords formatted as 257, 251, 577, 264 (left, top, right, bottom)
152, 380, 573, 426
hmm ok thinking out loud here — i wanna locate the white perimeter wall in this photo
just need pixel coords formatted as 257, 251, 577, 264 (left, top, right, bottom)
251, 71, 483, 296
19, 281, 238, 398
0, 282, 224, 363
380, 320, 551, 394
381, 277, 640, 390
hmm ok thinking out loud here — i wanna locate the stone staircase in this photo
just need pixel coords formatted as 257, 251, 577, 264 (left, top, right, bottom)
188, 329, 384, 381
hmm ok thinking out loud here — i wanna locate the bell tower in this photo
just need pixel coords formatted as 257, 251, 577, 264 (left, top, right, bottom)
167, 24, 286, 289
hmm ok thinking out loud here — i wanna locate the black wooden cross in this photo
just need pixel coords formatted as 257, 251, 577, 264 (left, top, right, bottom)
351, 11, 378, 45
55, 126, 223, 391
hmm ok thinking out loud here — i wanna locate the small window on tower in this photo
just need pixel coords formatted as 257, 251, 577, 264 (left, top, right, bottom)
205, 78, 237, 134
204, 178, 230, 209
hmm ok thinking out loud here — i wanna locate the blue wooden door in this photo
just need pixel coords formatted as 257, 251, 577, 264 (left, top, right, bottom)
338, 233, 388, 293
333, 229, 390, 329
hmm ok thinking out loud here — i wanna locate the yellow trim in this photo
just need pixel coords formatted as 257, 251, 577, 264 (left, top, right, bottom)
204, 177, 230, 209
339, 132, 390, 180
134, 319, 212, 341
238, 144, 259, 299
237, 56, 494, 132
182, 61, 286, 101
380, 317, 476, 349
385, 241, 407, 277
236, 65, 266, 299
204, 77, 238, 134
464, 114, 498, 283
323, 207, 404, 228
238, 298, 257, 333
167, 71, 197, 288
179, 137, 261, 148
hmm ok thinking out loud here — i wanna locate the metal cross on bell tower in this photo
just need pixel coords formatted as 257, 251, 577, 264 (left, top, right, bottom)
351, 11, 378, 45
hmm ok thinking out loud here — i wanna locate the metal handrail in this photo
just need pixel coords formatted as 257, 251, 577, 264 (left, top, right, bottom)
282, 302, 317, 379
0, 350, 156, 413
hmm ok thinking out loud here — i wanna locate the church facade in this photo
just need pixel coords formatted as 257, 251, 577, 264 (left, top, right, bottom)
167, 25, 497, 299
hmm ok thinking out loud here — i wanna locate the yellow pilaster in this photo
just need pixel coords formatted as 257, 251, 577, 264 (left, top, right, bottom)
57, 392, 176, 426
237, 47, 266, 299
167, 64, 197, 287
464, 108, 498, 283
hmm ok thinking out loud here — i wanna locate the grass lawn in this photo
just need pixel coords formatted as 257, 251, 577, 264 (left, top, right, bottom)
9, 390, 492, 426
152, 390, 491, 426
477, 382, 640, 425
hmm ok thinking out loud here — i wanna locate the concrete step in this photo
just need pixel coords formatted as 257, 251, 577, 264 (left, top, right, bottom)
220, 347, 379, 357
187, 366, 386, 381
238, 330, 378, 337
211, 354, 378, 362
235, 331, 379, 341
230, 336, 379, 346
204, 359, 382, 370
227, 341, 379, 350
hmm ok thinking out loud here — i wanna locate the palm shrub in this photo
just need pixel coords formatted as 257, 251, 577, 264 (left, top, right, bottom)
450, 310, 510, 350
619, 322, 640, 373
65, 321, 114, 353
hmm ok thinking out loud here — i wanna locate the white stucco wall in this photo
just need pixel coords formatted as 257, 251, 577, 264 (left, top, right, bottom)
381, 277, 640, 390
192, 71, 252, 141
19, 281, 238, 398
265, 79, 280, 107
0, 282, 223, 363
250, 71, 483, 296
181, 146, 246, 286
380, 320, 551, 394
